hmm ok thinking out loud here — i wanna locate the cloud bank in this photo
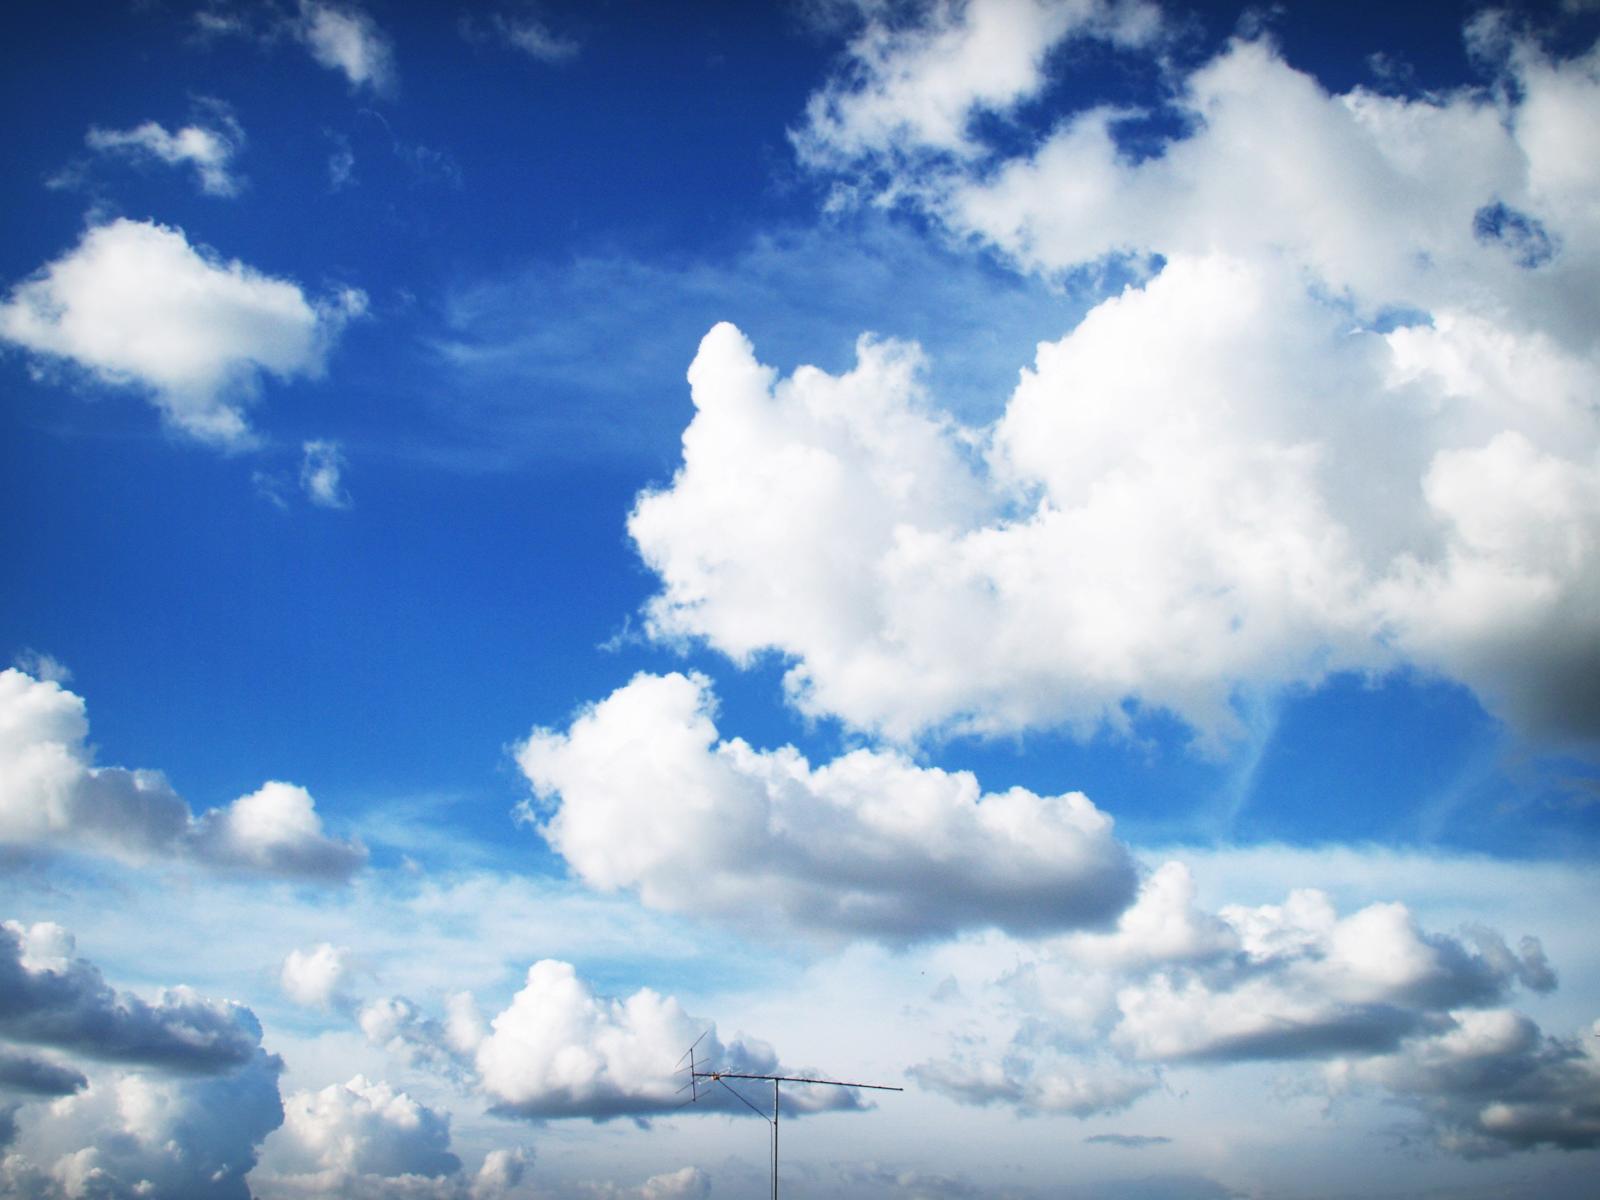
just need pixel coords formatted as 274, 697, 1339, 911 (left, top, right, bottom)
913, 861, 1595, 1155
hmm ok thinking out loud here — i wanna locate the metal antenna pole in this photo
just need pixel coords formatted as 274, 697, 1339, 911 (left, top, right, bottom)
676, 1049, 903, 1200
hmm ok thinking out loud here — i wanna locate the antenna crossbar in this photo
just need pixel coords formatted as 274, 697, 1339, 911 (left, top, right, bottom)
693, 1071, 902, 1092
676, 1037, 902, 1200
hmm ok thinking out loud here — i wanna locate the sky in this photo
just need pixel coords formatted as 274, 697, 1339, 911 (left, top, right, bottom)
2, 0, 1599, 1197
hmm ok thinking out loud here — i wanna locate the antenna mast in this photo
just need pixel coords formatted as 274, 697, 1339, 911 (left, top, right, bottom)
675, 1038, 902, 1200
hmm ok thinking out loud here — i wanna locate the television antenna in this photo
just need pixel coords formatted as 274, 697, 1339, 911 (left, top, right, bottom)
675, 1033, 902, 1200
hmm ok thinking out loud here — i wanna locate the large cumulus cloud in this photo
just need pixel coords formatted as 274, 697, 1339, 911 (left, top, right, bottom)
0, 920, 284, 1199
0, 667, 365, 881
630, 10, 1600, 748
517, 671, 1138, 941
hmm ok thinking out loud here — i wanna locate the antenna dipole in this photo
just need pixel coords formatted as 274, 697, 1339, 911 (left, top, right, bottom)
676, 1039, 903, 1200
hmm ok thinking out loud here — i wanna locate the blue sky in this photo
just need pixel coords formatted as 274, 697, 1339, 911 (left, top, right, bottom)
3, 2, 1599, 1198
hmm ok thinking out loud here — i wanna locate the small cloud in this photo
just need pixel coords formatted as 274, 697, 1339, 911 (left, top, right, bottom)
1085, 1133, 1174, 1148
326, 131, 356, 190
85, 112, 244, 197
300, 439, 351, 509
0, 218, 362, 449
280, 942, 354, 1010
253, 469, 292, 510
297, 0, 397, 94
464, 8, 580, 63
10, 649, 70, 684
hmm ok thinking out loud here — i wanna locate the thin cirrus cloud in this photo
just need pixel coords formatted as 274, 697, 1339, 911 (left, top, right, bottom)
0, 667, 366, 882
517, 670, 1140, 943
0, 218, 366, 448
624, 6, 1600, 750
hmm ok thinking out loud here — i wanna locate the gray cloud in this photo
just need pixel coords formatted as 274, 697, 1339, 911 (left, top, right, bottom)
0, 1047, 87, 1097
1339, 1010, 1600, 1156
1084, 1134, 1173, 1148
0, 921, 259, 1073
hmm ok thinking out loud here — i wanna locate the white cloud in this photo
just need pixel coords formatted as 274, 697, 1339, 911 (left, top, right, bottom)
0, 219, 365, 447
296, 1, 396, 94
281, 943, 353, 1010
794, 0, 1163, 167
256, 1075, 460, 1185
300, 438, 351, 508
631, 266, 1600, 744
85, 117, 243, 196
635, 18, 1600, 749
472, 958, 860, 1121
517, 671, 1138, 941
0, 667, 366, 881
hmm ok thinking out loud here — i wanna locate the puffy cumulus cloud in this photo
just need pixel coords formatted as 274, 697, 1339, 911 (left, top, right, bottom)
646, 18, 1600, 748
0, 219, 365, 447
300, 437, 351, 508
912, 863, 1587, 1153
1331, 1012, 1600, 1156
0, 1048, 283, 1200
0, 923, 283, 1197
633, 275, 1600, 745
85, 115, 243, 196
794, 0, 1163, 168
296, 1, 396, 94
0, 920, 261, 1073
251, 1075, 473, 1198
281, 942, 353, 1010
190, 782, 367, 881
0, 668, 365, 880
1086, 871, 1554, 1064
470, 958, 862, 1121
517, 671, 1137, 942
